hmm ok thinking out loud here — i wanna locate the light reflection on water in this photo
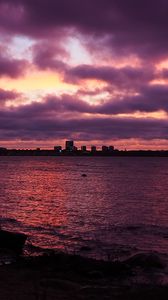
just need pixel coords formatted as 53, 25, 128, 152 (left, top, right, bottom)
1, 156, 168, 260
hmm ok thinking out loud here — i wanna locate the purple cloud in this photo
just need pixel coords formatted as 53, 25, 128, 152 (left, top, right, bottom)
0, 102, 167, 141
0, 51, 28, 78
0, 87, 167, 142
66, 64, 154, 88
0, 0, 168, 60
4, 85, 166, 122
32, 41, 68, 71
0, 0, 168, 146
38, 86, 168, 115
0, 88, 20, 102
93, 85, 168, 115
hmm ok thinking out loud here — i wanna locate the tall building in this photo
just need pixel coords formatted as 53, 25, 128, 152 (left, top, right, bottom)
73, 146, 78, 152
91, 145, 97, 152
102, 145, 108, 152
109, 146, 114, 152
81, 145, 87, 152
65, 140, 74, 151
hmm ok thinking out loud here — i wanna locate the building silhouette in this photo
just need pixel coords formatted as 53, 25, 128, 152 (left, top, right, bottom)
81, 146, 87, 152
102, 146, 108, 152
109, 146, 114, 152
91, 145, 97, 152
65, 140, 74, 151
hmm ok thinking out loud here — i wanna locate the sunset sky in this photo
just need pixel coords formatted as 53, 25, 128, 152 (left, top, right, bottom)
1, 0, 168, 149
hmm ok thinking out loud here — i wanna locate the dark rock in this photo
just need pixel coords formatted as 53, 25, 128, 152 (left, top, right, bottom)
80, 246, 92, 252
125, 253, 165, 269
87, 270, 104, 279
40, 278, 80, 290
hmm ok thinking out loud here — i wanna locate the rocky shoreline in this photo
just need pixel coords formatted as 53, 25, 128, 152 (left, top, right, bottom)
0, 250, 168, 299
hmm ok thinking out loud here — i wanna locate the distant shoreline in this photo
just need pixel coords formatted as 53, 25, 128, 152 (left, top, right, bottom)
1, 149, 168, 157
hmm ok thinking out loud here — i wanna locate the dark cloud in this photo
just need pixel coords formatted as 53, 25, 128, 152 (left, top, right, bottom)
32, 41, 68, 71
3, 84, 166, 121
76, 87, 108, 97
1, 82, 168, 142
0, 88, 20, 102
66, 64, 154, 88
0, 101, 167, 141
160, 68, 168, 78
0, 86, 168, 142
0, 50, 28, 78
0, 0, 168, 59
0, 0, 168, 145
36, 85, 168, 115
13, 94, 92, 116
93, 85, 168, 115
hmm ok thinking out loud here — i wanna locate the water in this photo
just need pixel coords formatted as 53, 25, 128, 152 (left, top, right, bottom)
0, 156, 168, 261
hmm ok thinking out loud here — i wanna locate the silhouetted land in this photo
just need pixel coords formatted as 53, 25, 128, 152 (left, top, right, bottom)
1, 148, 168, 157
0, 251, 168, 299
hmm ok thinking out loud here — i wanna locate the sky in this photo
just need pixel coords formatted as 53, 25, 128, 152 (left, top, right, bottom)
0, 0, 168, 149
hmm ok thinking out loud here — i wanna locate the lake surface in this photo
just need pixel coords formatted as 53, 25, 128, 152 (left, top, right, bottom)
0, 156, 168, 260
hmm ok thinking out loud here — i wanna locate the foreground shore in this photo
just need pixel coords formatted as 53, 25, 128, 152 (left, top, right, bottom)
0, 251, 168, 300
